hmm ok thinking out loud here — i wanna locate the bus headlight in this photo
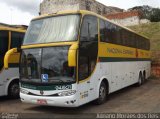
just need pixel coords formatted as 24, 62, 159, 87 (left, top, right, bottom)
20, 89, 29, 94
58, 90, 76, 96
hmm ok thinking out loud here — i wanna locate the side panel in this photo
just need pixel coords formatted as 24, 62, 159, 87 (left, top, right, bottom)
97, 42, 151, 93
109, 61, 150, 93
88, 60, 151, 101
0, 68, 19, 96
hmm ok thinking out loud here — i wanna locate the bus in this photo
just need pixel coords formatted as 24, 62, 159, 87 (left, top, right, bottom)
9, 10, 150, 107
0, 27, 25, 98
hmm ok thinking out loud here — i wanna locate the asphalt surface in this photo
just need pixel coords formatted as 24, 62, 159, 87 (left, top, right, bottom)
0, 79, 160, 114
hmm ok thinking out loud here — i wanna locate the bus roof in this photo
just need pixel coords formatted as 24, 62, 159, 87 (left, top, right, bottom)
0, 26, 26, 33
33, 10, 149, 40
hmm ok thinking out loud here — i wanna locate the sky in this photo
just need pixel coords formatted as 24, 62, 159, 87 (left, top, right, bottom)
0, 0, 160, 25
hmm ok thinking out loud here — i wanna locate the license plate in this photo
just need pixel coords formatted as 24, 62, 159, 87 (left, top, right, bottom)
37, 99, 47, 105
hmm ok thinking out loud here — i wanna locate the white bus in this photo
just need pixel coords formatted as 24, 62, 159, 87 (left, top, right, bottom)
14, 10, 150, 107
0, 27, 25, 98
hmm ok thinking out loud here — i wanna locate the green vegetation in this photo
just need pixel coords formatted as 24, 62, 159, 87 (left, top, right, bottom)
149, 8, 160, 22
128, 22, 160, 51
129, 5, 160, 22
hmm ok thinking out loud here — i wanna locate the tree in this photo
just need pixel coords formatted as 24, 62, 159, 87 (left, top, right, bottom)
149, 8, 160, 22
128, 6, 160, 22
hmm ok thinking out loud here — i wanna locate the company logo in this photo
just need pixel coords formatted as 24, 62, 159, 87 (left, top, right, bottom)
41, 74, 49, 83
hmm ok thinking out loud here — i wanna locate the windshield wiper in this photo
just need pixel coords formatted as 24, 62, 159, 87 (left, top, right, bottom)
61, 77, 74, 82
49, 77, 74, 83
49, 77, 65, 83
58, 79, 65, 83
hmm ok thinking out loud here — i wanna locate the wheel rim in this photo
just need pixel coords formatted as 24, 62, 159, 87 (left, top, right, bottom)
10, 84, 19, 96
99, 85, 106, 100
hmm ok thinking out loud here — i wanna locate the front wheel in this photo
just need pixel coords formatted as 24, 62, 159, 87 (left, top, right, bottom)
95, 81, 107, 105
8, 81, 20, 99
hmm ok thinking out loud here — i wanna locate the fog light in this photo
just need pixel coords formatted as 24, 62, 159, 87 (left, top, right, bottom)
20, 89, 29, 94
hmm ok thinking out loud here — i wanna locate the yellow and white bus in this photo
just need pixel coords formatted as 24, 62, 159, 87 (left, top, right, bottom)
0, 27, 25, 98
16, 10, 150, 107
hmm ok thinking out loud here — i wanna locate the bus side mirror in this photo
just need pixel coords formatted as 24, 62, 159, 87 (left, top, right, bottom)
4, 48, 17, 69
68, 43, 78, 67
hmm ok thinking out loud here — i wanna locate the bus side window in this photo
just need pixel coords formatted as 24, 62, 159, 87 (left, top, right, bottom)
105, 21, 122, 44
79, 15, 98, 81
11, 32, 25, 49
0, 31, 9, 55
105, 21, 114, 43
80, 16, 98, 42
78, 57, 89, 80
0, 31, 9, 70
100, 19, 107, 42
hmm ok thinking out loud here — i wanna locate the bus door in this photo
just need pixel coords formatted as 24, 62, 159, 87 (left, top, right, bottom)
78, 15, 98, 103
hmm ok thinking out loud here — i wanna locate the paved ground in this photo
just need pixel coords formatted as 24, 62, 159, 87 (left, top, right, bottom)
0, 79, 160, 114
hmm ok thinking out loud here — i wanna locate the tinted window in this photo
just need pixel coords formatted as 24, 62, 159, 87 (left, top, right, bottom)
129, 33, 136, 47
113, 25, 122, 45
0, 31, 9, 70
100, 19, 122, 45
121, 29, 136, 47
20, 47, 76, 84
79, 15, 98, 81
99, 19, 150, 50
23, 15, 80, 45
136, 36, 149, 50
121, 29, 128, 46
146, 40, 150, 50
100, 19, 108, 42
0, 31, 9, 55
78, 57, 89, 80
80, 15, 98, 41
11, 32, 25, 48
105, 21, 115, 43
20, 49, 42, 82
41, 47, 75, 83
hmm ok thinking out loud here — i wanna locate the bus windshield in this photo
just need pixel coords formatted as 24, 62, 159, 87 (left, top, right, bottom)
20, 46, 75, 84
23, 14, 80, 45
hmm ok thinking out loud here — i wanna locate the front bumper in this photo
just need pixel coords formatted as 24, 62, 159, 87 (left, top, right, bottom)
20, 93, 78, 107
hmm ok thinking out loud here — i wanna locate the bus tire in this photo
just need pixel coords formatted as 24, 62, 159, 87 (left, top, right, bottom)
8, 80, 19, 99
95, 81, 107, 105
136, 73, 143, 86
